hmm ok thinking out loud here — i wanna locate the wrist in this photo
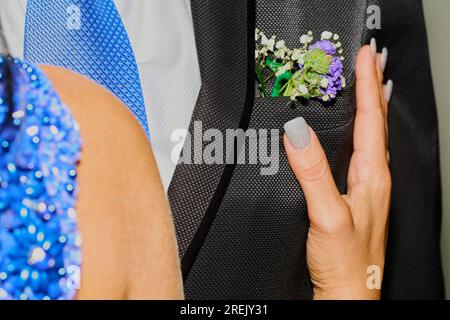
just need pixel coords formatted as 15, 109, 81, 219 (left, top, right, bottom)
313, 283, 381, 300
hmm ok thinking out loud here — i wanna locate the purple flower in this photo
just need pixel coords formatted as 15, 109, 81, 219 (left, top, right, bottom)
322, 57, 344, 97
309, 40, 336, 55
329, 57, 343, 80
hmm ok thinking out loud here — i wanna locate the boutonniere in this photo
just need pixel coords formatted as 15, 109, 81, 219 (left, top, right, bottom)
255, 29, 346, 102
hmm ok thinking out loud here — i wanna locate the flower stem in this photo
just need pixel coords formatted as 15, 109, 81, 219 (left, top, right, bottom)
255, 64, 268, 97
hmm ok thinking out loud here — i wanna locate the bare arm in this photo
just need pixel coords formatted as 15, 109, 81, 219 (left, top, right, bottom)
42, 66, 183, 300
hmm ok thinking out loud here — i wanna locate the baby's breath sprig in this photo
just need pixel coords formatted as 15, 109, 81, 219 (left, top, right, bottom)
255, 29, 346, 102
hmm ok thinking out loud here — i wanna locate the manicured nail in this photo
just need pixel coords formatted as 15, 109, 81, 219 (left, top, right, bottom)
380, 47, 388, 72
384, 80, 394, 103
284, 117, 311, 150
370, 38, 377, 60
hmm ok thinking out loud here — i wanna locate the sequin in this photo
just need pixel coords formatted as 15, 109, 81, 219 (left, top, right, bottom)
0, 55, 82, 300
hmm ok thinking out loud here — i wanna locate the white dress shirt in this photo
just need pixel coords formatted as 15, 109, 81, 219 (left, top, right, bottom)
0, 0, 201, 191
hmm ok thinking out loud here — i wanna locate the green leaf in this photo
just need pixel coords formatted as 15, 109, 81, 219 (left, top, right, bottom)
265, 56, 283, 73
283, 80, 294, 97
309, 86, 322, 98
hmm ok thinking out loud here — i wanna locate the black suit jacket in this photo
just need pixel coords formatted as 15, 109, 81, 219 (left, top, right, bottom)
168, 0, 444, 300
377, 0, 444, 300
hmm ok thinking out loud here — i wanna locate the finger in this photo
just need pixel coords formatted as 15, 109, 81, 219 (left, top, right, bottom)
284, 118, 347, 228
375, 53, 384, 88
375, 53, 387, 122
379, 47, 388, 81
376, 48, 389, 116
383, 79, 394, 146
375, 51, 390, 145
384, 79, 394, 105
370, 37, 377, 60
354, 45, 387, 164
371, 38, 389, 119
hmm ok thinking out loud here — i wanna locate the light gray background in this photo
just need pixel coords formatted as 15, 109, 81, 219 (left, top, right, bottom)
423, 0, 450, 299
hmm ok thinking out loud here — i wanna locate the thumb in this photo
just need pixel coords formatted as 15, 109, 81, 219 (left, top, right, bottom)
284, 117, 347, 229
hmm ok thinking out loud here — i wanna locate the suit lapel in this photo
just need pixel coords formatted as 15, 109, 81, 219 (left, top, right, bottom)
168, 0, 255, 280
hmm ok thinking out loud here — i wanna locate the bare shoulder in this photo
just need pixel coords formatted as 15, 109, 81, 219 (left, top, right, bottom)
40, 65, 163, 201
40, 65, 149, 155
40, 65, 182, 299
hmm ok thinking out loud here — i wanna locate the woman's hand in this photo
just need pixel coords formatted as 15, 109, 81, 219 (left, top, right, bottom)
283, 44, 393, 300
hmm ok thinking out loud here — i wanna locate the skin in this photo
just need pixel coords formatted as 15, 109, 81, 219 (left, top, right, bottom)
284, 46, 391, 300
40, 66, 184, 300
34, 45, 387, 300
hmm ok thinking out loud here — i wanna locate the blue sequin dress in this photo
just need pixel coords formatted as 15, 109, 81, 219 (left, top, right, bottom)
0, 55, 82, 300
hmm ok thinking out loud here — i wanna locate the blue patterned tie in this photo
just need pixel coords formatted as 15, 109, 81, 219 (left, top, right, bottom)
24, 0, 149, 135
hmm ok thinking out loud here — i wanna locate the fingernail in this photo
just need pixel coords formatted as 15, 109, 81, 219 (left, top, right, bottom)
370, 38, 377, 60
380, 47, 388, 72
284, 117, 311, 150
384, 80, 394, 103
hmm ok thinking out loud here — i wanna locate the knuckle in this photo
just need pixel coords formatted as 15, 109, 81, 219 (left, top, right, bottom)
299, 157, 329, 183
370, 170, 392, 196
315, 206, 352, 235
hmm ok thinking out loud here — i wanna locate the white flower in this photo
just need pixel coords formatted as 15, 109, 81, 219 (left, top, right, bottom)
320, 77, 329, 88
333, 34, 340, 41
255, 30, 261, 42
300, 34, 314, 44
275, 50, 285, 59
276, 40, 286, 49
275, 61, 292, 77
300, 34, 308, 44
335, 42, 342, 48
321, 31, 333, 40
274, 40, 288, 59
261, 34, 276, 52
322, 95, 330, 102
298, 55, 305, 65
291, 49, 304, 64
297, 84, 309, 95
274, 50, 284, 59
291, 49, 301, 60
340, 75, 347, 88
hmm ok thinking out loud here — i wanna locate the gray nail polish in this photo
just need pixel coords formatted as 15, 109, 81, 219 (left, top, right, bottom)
384, 80, 394, 103
284, 117, 311, 150
380, 47, 388, 72
370, 38, 377, 60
